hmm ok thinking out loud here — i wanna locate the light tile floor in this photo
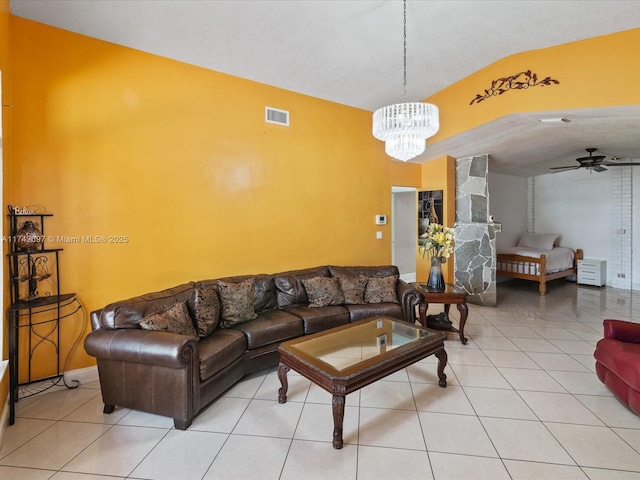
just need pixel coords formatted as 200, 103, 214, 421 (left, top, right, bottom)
2, 280, 640, 480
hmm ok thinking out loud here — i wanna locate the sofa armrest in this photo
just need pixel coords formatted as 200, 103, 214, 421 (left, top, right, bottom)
396, 279, 422, 323
603, 319, 640, 343
84, 328, 198, 369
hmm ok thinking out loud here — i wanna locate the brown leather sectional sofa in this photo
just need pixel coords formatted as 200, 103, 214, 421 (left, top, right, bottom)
85, 265, 422, 429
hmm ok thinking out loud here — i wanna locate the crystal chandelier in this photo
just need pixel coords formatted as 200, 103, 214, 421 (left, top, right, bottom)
372, 0, 439, 162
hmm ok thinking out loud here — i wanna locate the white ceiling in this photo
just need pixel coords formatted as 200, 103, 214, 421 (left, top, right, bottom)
10, 0, 640, 176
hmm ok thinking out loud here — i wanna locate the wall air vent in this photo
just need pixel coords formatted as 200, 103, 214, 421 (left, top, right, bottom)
265, 107, 289, 126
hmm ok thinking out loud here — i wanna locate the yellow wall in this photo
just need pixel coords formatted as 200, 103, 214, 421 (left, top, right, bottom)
426, 28, 640, 143
9, 18, 420, 371
389, 160, 421, 188
0, 0, 10, 412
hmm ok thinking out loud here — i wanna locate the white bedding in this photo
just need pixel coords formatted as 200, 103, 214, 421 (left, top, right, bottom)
497, 247, 575, 274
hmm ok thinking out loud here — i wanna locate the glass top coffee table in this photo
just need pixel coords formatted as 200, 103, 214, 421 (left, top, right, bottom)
277, 316, 447, 449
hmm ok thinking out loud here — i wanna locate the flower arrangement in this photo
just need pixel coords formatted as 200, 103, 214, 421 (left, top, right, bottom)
419, 223, 455, 261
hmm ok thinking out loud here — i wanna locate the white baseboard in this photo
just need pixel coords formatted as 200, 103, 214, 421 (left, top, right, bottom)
0, 398, 8, 451
0, 360, 9, 451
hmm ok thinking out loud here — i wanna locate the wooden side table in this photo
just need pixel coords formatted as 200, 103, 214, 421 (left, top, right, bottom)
413, 283, 469, 344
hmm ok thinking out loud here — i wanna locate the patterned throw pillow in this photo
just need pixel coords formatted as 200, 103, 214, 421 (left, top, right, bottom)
336, 275, 368, 305
364, 275, 399, 304
302, 277, 345, 308
139, 302, 198, 338
189, 285, 221, 337
216, 279, 258, 327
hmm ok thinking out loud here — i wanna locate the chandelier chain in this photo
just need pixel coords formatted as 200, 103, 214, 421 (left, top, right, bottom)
403, 0, 407, 102
371, 0, 439, 162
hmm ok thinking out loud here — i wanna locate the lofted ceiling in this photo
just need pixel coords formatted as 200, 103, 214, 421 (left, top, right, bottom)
10, 0, 640, 176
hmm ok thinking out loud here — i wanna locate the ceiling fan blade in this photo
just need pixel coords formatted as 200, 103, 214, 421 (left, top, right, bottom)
593, 166, 607, 173
550, 166, 580, 172
601, 162, 640, 166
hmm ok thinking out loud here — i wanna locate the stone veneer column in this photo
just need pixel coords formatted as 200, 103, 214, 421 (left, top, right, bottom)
454, 155, 500, 307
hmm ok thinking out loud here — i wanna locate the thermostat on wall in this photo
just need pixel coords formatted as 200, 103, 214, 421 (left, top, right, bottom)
375, 214, 387, 225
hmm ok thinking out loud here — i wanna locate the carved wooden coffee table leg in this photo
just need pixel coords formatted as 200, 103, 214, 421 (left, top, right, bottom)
456, 302, 469, 344
435, 348, 448, 388
277, 362, 290, 404
332, 395, 345, 449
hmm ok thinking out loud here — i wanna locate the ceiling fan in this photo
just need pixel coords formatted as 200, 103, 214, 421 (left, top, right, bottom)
550, 148, 640, 173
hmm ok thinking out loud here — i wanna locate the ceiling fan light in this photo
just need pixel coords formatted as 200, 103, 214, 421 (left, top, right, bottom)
539, 117, 569, 123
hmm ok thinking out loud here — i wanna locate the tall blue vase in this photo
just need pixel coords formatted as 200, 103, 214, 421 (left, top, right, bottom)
426, 257, 445, 292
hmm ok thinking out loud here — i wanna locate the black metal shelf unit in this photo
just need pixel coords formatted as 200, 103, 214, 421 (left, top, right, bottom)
6, 208, 82, 425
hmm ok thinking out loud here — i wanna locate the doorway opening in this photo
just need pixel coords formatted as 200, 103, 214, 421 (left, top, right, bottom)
391, 187, 417, 283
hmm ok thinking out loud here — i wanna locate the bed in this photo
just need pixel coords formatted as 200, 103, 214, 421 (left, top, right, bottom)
496, 233, 583, 295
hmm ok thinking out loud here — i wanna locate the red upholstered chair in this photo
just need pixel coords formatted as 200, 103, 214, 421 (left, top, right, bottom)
594, 319, 640, 416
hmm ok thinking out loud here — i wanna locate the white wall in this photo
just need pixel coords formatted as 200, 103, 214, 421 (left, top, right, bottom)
488, 172, 527, 251
535, 169, 612, 257
634, 169, 640, 290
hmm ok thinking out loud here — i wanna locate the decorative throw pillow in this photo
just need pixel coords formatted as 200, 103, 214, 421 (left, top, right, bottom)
364, 275, 399, 304
337, 275, 368, 305
139, 301, 198, 338
189, 284, 221, 337
302, 276, 345, 308
216, 279, 258, 327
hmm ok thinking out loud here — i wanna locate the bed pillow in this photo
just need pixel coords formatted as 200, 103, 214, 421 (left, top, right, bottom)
517, 233, 559, 250
139, 301, 198, 338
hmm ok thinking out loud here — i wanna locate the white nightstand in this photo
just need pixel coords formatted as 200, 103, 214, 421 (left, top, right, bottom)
577, 259, 606, 286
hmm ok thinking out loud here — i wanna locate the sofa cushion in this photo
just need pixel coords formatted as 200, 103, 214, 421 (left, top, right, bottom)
99, 283, 195, 329
251, 275, 278, 312
302, 276, 345, 308
188, 284, 220, 337
231, 309, 303, 349
198, 329, 247, 380
336, 275, 368, 305
285, 305, 350, 335
217, 279, 258, 327
364, 275, 399, 304
274, 266, 331, 307
139, 302, 198, 338
343, 304, 403, 323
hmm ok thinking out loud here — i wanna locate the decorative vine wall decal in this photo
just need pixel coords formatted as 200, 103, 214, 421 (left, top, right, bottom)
469, 70, 559, 105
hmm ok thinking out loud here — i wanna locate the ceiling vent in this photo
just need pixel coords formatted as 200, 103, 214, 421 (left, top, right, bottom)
265, 107, 289, 126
